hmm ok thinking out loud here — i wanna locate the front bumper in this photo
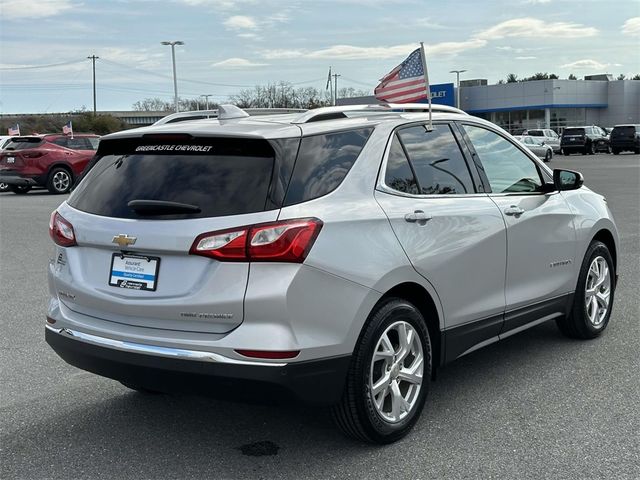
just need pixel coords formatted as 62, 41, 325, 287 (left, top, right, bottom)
45, 324, 351, 406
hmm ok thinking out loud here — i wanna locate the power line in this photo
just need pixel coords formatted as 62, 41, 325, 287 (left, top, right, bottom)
0, 60, 86, 70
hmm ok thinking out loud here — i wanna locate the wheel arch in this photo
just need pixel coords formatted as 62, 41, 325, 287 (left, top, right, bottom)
47, 162, 75, 180
592, 229, 617, 273
376, 282, 444, 370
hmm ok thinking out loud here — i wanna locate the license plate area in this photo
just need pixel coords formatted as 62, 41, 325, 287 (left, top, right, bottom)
109, 253, 160, 291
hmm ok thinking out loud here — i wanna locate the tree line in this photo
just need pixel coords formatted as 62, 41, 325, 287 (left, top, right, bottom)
499, 72, 640, 83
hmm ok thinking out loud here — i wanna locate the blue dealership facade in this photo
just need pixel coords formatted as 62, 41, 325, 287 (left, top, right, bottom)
338, 78, 640, 133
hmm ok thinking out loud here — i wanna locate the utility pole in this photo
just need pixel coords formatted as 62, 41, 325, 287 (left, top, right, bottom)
201, 94, 213, 110
332, 73, 341, 106
87, 55, 99, 114
449, 69, 467, 109
161, 41, 184, 113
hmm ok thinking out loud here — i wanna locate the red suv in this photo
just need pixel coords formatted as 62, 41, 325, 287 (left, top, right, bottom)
0, 134, 99, 194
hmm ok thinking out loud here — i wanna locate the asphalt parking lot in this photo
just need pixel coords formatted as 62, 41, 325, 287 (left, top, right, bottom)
1, 153, 638, 479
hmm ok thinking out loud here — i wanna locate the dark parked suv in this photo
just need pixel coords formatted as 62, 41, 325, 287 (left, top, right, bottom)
610, 125, 640, 154
560, 126, 608, 155
0, 134, 99, 194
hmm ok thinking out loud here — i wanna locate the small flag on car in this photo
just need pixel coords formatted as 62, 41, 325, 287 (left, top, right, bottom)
62, 121, 73, 137
374, 47, 429, 104
8, 124, 20, 136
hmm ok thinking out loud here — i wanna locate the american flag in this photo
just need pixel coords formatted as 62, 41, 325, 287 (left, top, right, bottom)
374, 48, 429, 103
62, 121, 73, 135
8, 124, 20, 136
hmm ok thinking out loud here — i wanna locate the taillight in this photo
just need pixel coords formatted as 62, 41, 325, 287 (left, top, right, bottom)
49, 211, 77, 247
190, 218, 323, 263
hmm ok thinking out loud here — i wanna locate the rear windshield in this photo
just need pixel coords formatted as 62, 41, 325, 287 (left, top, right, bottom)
563, 128, 585, 136
3, 137, 44, 150
527, 130, 543, 136
69, 138, 277, 219
611, 126, 637, 136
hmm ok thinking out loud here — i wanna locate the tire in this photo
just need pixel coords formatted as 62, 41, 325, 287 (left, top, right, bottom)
556, 241, 615, 339
612, 149, 619, 155
120, 381, 164, 395
332, 298, 432, 444
0, 183, 9, 192
9, 185, 31, 194
563, 149, 570, 156
46, 167, 73, 194
544, 150, 552, 162
589, 143, 596, 155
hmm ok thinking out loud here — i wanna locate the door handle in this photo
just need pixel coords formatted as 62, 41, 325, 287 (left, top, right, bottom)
404, 210, 432, 224
504, 205, 525, 216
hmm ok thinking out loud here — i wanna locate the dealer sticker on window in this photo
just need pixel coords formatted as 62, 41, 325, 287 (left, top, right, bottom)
109, 253, 160, 291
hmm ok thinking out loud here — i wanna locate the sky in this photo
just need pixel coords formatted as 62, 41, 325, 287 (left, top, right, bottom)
1, 0, 639, 113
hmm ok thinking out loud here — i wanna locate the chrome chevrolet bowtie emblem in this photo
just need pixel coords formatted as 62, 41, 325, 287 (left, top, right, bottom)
112, 234, 137, 247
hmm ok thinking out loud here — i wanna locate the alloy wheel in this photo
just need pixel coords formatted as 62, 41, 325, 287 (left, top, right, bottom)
584, 256, 611, 328
369, 321, 424, 423
52, 171, 71, 192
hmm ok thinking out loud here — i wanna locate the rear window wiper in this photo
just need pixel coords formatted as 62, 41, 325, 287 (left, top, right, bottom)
127, 200, 201, 215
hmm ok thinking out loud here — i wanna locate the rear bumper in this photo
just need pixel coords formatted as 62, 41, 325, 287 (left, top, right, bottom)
45, 325, 351, 406
610, 140, 639, 151
0, 173, 40, 186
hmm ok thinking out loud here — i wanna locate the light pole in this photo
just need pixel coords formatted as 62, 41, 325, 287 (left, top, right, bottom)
161, 41, 184, 112
201, 94, 213, 110
449, 69, 466, 109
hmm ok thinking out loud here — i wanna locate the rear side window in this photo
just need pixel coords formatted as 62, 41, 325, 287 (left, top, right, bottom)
397, 124, 474, 195
69, 138, 277, 219
283, 128, 372, 206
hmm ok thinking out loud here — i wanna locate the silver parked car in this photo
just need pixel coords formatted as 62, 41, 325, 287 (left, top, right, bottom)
515, 135, 554, 162
46, 104, 619, 444
525, 128, 561, 153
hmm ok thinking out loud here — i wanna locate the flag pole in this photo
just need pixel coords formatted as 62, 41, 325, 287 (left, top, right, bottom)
419, 42, 433, 131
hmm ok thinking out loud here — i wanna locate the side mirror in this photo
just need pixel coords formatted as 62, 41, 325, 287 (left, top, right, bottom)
553, 169, 584, 191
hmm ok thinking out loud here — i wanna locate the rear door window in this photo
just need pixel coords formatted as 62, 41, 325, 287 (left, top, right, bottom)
397, 124, 475, 195
69, 138, 278, 219
283, 128, 372, 206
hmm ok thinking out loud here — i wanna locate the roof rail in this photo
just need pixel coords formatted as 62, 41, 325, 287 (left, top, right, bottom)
153, 106, 308, 125
291, 103, 467, 124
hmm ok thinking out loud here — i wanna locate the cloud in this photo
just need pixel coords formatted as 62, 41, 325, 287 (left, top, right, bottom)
622, 17, 640, 36
212, 57, 267, 68
2, 0, 76, 19
179, 0, 255, 8
560, 59, 612, 70
224, 15, 258, 30
262, 38, 485, 61
515, 56, 537, 60
477, 17, 598, 40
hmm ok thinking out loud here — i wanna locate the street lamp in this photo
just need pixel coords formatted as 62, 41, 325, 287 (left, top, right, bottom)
161, 41, 184, 112
449, 69, 467, 109
200, 94, 214, 110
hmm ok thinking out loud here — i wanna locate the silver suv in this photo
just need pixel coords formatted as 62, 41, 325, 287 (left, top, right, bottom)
46, 104, 619, 444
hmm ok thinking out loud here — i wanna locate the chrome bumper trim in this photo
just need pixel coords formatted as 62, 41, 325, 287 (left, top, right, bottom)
45, 324, 287, 367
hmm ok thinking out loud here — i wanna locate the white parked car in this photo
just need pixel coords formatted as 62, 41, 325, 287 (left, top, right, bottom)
525, 129, 561, 153
515, 135, 554, 162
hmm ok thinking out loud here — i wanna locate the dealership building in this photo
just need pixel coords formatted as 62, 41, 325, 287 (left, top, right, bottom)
338, 76, 640, 133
